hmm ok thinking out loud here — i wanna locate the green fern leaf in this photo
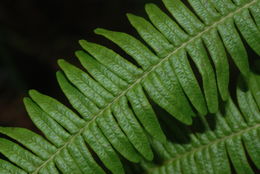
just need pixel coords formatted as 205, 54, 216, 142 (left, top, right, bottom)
0, 0, 259, 173
146, 73, 260, 174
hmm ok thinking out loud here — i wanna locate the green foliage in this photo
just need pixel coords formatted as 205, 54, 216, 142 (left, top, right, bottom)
0, 0, 259, 173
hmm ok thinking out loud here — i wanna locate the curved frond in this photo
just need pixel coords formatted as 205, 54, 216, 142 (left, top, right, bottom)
0, 0, 259, 173
144, 73, 260, 174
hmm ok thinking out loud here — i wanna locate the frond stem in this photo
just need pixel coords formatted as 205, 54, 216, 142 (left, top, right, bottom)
32, 1, 257, 173
146, 123, 260, 173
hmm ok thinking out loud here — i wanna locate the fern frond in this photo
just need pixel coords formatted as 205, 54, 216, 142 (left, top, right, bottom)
0, 0, 259, 173
0, 159, 27, 174
144, 72, 260, 174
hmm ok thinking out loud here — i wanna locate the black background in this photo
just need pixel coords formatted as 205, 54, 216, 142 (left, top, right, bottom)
0, 0, 259, 132
0, 1, 260, 173
0, 0, 159, 130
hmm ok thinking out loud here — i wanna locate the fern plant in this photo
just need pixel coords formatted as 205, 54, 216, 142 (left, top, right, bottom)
0, 0, 259, 173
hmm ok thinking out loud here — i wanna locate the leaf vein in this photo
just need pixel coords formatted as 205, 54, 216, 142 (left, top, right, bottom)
32, 1, 257, 173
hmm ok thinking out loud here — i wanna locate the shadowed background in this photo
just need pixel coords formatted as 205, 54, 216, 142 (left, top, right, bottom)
0, 0, 160, 130
0, 0, 259, 133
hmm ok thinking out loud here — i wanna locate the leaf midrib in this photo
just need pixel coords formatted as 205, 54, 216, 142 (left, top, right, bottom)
32, 1, 257, 173
146, 122, 260, 173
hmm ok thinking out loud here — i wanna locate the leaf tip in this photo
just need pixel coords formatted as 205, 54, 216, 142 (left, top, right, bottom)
145, 151, 154, 161
75, 50, 85, 57
126, 13, 134, 19
23, 97, 32, 106
28, 89, 37, 94
145, 3, 156, 10
57, 59, 67, 69
79, 39, 88, 47
185, 118, 193, 126
28, 89, 41, 99
56, 70, 62, 77
94, 28, 106, 35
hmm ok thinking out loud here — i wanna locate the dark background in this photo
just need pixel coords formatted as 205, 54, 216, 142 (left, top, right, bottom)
0, 0, 159, 130
0, 1, 260, 173
0, 0, 259, 132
